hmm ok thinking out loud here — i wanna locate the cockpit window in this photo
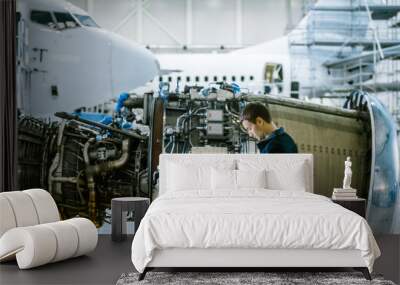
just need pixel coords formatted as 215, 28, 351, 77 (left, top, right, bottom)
54, 12, 79, 29
73, 14, 99, 28
31, 10, 56, 29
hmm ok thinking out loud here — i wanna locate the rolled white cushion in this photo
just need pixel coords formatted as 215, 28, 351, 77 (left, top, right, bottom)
0, 196, 17, 237
0, 226, 57, 269
42, 221, 79, 262
23, 189, 60, 223
0, 190, 97, 269
64, 218, 98, 257
0, 191, 39, 227
0, 218, 97, 269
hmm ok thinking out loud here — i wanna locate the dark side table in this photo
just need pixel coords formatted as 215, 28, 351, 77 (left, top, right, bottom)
111, 197, 150, 242
331, 198, 366, 218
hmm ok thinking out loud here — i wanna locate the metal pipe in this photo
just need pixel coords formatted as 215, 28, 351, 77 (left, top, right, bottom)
83, 137, 96, 224
225, 104, 240, 119
193, 107, 207, 114
86, 139, 130, 174
175, 114, 188, 132
55, 112, 146, 140
84, 139, 130, 225
48, 122, 66, 194
83, 138, 95, 166
50, 177, 78, 183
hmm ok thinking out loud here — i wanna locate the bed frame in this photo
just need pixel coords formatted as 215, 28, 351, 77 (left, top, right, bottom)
139, 248, 371, 280
138, 154, 372, 281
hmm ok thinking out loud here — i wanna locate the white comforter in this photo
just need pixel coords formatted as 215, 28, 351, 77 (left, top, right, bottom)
131, 190, 380, 273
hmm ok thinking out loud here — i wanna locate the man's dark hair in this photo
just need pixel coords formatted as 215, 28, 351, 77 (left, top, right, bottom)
240, 102, 272, 124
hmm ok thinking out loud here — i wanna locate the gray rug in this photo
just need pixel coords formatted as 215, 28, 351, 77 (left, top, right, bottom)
116, 271, 396, 285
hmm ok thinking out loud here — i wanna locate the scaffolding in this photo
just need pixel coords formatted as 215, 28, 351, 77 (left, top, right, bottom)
289, 0, 400, 124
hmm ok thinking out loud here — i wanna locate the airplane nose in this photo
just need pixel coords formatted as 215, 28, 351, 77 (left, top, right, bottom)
110, 35, 159, 96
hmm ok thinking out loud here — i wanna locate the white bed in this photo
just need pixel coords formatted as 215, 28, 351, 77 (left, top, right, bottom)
131, 154, 380, 280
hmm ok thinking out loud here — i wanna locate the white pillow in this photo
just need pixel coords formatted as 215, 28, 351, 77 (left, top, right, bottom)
236, 169, 267, 189
211, 168, 236, 190
166, 157, 236, 193
266, 162, 307, 191
211, 169, 267, 190
167, 162, 211, 191
238, 158, 309, 192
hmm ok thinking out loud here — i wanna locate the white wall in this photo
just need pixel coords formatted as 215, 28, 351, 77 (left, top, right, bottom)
67, 0, 305, 52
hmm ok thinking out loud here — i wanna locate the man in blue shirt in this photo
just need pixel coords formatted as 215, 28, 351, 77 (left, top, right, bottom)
240, 102, 298, 154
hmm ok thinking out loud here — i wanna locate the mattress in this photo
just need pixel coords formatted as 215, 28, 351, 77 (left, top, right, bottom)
131, 190, 380, 273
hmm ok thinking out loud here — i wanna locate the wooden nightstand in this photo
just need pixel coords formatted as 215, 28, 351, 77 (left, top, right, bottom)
331, 198, 366, 218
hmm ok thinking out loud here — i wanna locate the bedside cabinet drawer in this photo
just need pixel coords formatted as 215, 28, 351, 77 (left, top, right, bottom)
331, 198, 366, 218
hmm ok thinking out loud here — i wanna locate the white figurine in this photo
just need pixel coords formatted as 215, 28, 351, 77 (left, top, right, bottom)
343, 156, 353, 189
